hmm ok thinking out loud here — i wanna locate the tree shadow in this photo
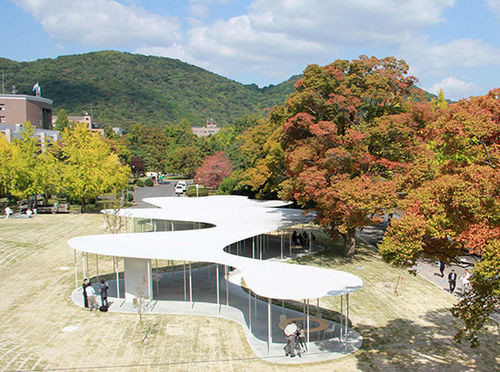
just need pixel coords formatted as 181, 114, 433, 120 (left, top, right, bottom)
348, 308, 499, 371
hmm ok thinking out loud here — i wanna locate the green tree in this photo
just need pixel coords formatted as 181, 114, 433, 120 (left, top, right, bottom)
0, 133, 14, 198
60, 123, 130, 212
9, 122, 39, 205
55, 109, 70, 130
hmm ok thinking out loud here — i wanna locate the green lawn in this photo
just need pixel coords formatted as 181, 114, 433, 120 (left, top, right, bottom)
0, 214, 497, 371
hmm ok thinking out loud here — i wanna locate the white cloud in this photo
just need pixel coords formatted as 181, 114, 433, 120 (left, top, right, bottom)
161, 0, 456, 84
13, 0, 181, 48
426, 77, 478, 100
486, 0, 500, 17
400, 38, 500, 77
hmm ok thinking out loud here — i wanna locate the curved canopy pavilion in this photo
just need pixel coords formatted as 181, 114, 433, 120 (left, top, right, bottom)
68, 195, 363, 357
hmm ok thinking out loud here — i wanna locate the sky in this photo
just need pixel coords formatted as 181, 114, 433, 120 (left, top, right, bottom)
2, 0, 499, 100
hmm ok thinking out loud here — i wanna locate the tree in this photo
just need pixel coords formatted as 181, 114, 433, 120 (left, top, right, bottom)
380, 89, 499, 346
280, 56, 417, 256
55, 109, 70, 130
130, 156, 145, 178
59, 123, 130, 212
0, 133, 14, 198
9, 122, 40, 205
195, 152, 233, 189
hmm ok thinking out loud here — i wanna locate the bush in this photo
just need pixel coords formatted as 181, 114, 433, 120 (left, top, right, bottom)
144, 178, 154, 187
186, 185, 208, 197
127, 193, 134, 202
128, 185, 134, 192
136, 179, 144, 187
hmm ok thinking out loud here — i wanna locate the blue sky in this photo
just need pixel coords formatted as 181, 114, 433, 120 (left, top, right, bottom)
3, 0, 499, 100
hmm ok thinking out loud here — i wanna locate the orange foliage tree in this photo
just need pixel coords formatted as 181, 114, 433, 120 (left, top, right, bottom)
380, 89, 499, 346
280, 56, 418, 257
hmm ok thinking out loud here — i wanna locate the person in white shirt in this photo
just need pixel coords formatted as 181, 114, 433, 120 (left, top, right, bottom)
85, 283, 99, 311
284, 321, 298, 357
461, 269, 471, 295
4, 207, 12, 219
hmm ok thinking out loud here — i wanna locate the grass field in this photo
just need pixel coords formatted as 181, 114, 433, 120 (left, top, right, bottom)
0, 214, 497, 371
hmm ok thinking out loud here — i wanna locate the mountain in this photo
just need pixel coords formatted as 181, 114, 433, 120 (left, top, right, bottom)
0, 51, 298, 129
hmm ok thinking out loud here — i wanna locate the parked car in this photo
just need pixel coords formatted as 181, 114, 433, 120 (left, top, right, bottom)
175, 182, 186, 195
175, 181, 187, 191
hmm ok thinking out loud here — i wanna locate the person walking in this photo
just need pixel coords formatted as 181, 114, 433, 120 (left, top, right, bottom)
439, 261, 445, 277
99, 280, 109, 309
448, 269, 457, 294
85, 282, 99, 311
461, 269, 471, 295
284, 320, 298, 357
82, 278, 90, 308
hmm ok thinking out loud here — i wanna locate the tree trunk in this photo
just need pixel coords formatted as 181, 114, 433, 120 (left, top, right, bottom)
343, 228, 356, 257
81, 196, 86, 213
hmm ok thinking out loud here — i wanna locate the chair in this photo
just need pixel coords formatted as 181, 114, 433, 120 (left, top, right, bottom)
323, 323, 337, 340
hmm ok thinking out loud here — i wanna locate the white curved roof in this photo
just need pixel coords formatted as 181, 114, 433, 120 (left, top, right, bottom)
68, 195, 362, 300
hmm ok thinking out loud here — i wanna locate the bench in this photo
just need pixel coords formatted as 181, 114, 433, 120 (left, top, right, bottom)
36, 203, 70, 214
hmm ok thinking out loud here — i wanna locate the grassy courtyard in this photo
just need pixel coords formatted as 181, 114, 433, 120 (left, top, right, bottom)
0, 214, 497, 371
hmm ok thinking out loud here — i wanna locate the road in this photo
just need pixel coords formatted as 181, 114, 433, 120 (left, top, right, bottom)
132, 180, 184, 208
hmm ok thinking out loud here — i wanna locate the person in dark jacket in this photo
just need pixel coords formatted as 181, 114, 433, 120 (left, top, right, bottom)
448, 269, 457, 294
82, 278, 90, 308
99, 280, 109, 308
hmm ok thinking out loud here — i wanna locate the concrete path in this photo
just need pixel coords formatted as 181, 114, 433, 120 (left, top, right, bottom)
357, 216, 500, 323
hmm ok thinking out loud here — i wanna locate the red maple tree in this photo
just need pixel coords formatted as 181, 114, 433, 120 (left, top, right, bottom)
195, 152, 233, 189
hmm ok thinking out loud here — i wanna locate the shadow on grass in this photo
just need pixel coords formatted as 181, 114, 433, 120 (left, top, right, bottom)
350, 308, 498, 371
293, 238, 379, 267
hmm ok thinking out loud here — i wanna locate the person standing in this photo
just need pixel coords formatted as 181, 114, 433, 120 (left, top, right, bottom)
439, 261, 445, 277
82, 278, 90, 308
284, 320, 298, 357
85, 282, 99, 311
4, 206, 12, 219
448, 269, 457, 294
461, 269, 471, 295
99, 280, 109, 309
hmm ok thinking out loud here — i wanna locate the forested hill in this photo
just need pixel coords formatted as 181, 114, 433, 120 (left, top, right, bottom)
0, 51, 299, 129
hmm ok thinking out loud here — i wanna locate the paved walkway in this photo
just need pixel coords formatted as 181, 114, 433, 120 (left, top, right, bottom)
357, 216, 500, 323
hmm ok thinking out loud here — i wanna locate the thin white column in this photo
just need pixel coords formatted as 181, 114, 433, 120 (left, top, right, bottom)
306, 299, 310, 351
216, 264, 220, 315
114, 257, 120, 299
248, 289, 252, 332
85, 253, 89, 279
280, 232, 283, 259
147, 260, 152, 299
95, 255, 99, 280
252, 237, 255, 259
260, 235, 263, 260
189, 263, 193, 305
346, 293, 349, 345
82, 253, 86, 280
73, 250, 78, 289
183, 262, 187, 301
267, 297, 272, 356
340, 295, 344, 343
225, 265, 229, 306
